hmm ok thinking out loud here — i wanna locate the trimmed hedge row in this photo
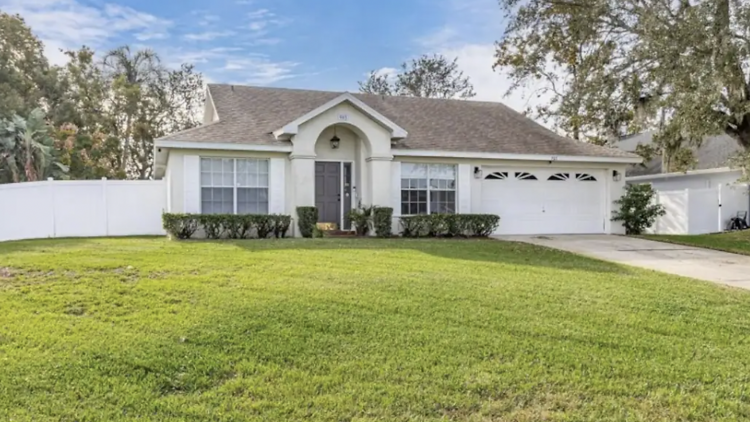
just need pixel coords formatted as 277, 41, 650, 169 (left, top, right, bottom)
162, 213, 292, 240
400, 214, 500, 238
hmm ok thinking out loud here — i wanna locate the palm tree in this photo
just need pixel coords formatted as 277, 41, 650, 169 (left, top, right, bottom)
102, 46, 161, 85
102, 46, 164, 173
0, 108, 67, 183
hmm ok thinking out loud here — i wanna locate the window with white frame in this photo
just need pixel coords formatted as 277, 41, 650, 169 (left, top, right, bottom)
400, 163, 456, 215
200, 158, 269, 214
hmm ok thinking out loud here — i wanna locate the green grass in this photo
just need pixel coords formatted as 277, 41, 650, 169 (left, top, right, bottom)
643, 230, 750, 256
2, 238, 750, 421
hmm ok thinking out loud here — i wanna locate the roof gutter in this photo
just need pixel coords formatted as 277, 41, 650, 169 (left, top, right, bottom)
626, 167, 738, 181
392, 149, 643, 164
154, 140, 293, 152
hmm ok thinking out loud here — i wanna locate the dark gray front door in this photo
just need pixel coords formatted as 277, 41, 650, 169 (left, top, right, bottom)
315, 162, 341, 227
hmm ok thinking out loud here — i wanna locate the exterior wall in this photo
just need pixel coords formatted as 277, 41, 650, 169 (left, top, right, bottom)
166, 148, 289, 214
391, 156, 629, 235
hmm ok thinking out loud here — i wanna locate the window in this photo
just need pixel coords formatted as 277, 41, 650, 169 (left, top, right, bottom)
401, 163, 456, 215
485, 172, 508, 180
200, 158, 269, 214
576, 173, 597, 181
548, 173, 570, 181
515, 172, 538, 180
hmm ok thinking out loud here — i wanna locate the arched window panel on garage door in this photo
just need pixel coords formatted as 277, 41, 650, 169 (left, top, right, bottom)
515, 172, 538, 180
485, 172, 508, 180
548, 173, 570, 181
576, 173, 597, 181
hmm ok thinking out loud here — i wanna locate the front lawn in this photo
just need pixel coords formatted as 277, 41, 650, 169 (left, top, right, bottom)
2, 238, 750, 421
643, 230, 750, 256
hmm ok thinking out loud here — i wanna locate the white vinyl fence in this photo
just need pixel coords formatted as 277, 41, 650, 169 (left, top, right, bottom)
0, 179, 166, 242
648, 184, 749, 235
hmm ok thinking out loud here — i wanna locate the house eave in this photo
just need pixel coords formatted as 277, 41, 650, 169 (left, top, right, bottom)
392, 149, 642, 164
154, 140, 293, 153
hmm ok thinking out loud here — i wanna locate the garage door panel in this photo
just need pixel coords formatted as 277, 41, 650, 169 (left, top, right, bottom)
481, 167, 604, 235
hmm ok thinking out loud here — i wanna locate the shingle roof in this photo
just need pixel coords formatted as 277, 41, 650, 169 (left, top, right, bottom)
159, 84, 638, 159
618, 131, 743, 176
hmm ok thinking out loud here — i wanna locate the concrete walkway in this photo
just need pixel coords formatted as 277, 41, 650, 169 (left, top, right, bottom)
495, 235, 750, 290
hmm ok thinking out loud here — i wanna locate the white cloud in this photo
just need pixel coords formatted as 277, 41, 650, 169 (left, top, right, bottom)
184, 31, 236, 41
0, 0, 172, 65
247, 9, 273, 19
222, 58, 300, 85
371, 67, 398, 81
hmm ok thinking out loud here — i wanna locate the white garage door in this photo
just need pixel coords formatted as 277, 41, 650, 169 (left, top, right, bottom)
481, 168, 605, 235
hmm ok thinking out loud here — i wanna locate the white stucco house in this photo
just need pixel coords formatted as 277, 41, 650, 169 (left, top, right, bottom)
153, 84, 641, 236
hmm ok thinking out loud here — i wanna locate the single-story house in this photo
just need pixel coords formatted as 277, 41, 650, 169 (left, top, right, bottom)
154, 84, 641, 236
618, 131, 745, 190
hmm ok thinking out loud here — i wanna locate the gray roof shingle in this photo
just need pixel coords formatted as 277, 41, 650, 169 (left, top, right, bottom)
159, 84, 637, 159
618, 131, 743, 176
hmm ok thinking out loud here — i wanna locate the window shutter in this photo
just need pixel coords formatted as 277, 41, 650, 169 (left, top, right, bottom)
457, 164, 471, 214
269, 157, 286, 214
183, 155, 201, 213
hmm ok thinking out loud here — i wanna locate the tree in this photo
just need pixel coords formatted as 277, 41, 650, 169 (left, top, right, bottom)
494, 0, 750, 157
102, 47, 204, 179
0, 108, 68, 183
0, 13, 61, 121
359, 54, 476, 99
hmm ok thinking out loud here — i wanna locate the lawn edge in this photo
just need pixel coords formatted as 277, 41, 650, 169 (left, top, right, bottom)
635, 235, 750, 257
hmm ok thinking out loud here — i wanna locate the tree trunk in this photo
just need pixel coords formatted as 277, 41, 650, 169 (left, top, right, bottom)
727, 116, 750, 150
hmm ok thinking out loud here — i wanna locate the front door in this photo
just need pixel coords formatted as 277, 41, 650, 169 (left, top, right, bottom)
315, 162, 341, 228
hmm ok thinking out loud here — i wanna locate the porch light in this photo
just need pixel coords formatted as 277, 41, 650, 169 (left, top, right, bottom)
330, 126, 340, 149
613, 170, 622, 182
474, 166, 482, 179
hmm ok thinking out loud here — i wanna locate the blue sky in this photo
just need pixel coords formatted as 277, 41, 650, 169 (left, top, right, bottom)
0, 0, 536, 110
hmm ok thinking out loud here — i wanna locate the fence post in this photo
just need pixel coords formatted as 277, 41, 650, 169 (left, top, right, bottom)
718, 184, 723, 232
102, 177, 109, 236
48, 177, 56, 238
685, 189, 690, 234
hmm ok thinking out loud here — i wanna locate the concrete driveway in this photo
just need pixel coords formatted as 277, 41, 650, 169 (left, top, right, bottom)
496, 235, 750, 290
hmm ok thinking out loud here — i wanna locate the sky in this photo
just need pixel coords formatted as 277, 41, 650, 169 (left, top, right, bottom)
0, 0, 543, 113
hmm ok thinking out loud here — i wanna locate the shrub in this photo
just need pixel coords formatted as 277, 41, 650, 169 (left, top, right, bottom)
297, 207, 319, 238
612, 184, 666, 235
399, 214, 500, 238
220, 215, 249, 239
400, 215, 427, 238
464, 214, 501, 237
162, 213, 199, 240
372, 207, 393, 238
198, 215, 225, 239
254, 215, 274, 239
348, 205, 374, 236
272, 215, 292, 238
